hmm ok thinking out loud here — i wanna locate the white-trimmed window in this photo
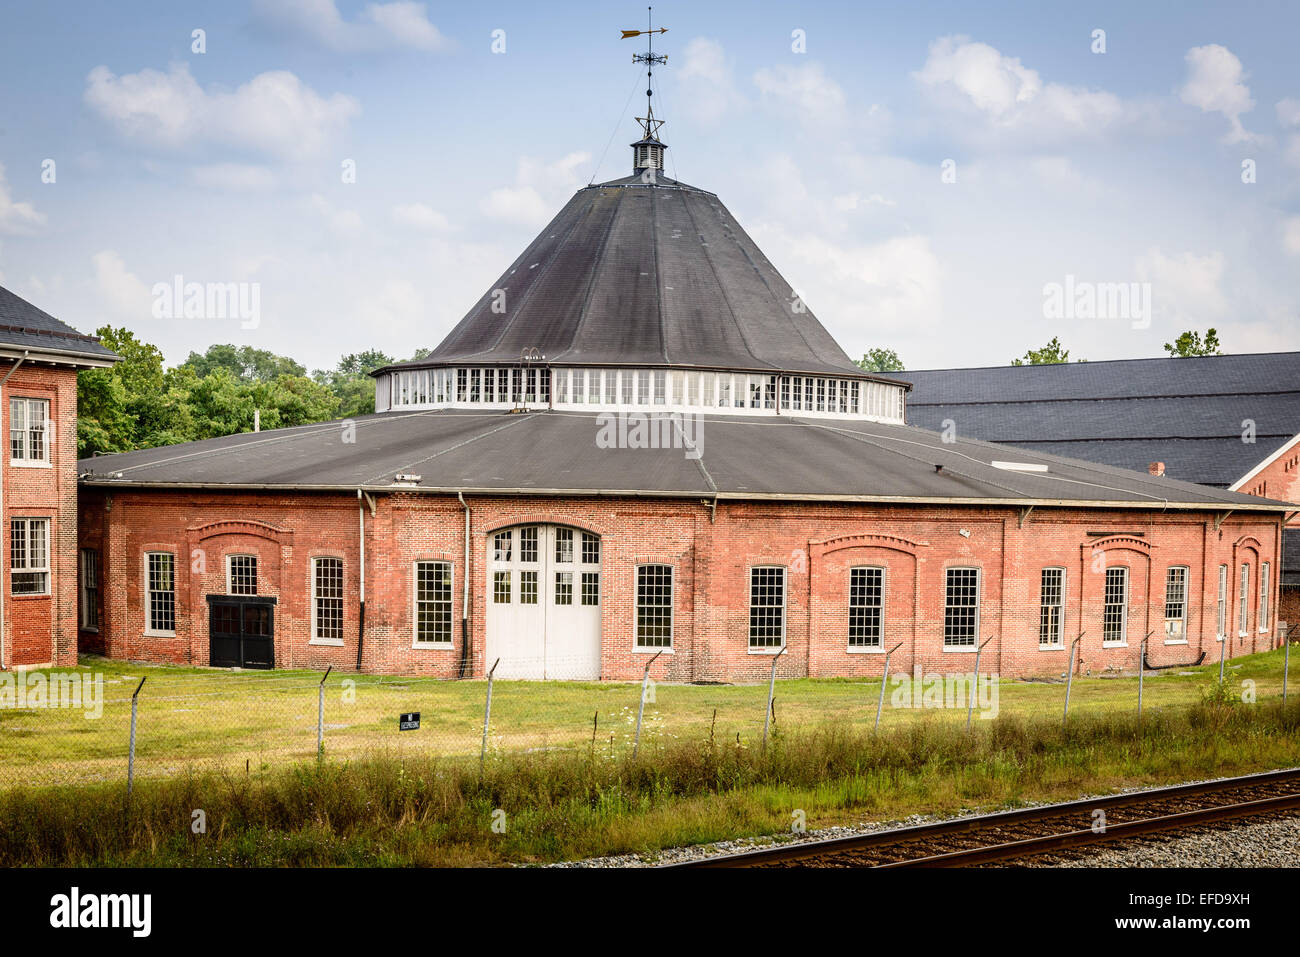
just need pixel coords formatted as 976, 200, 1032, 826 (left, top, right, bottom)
848, 566, 884, 649
1164, 566, 1188, 642
635, 564, 673, 649
9, 397, 49, 463
1238, 563, 1250, 636
1260, 562, 1271, 631
312, 557, 344, 641
1102, 566, 1129, 645
11, 518, 50, 596
414, 561, 452, 645
226, 554, 258, 595
748, 566, 786, 649
944, 567, 980, 647
1217, 564, 1228, 639
79, 548, 99, 630
1039, 568, 1065, 647
493, 570, 511, 603
145, 551, 175, 633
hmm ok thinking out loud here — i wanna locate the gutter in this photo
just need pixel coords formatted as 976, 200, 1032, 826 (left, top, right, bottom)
457, 492, 471, 678
0, 352, 29, 670
356, 490, 376, 669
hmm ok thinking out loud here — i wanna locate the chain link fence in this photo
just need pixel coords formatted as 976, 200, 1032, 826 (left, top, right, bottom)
1, 633, 1296, 791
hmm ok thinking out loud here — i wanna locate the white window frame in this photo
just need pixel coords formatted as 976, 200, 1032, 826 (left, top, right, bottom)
1163, 566, 1189, 644
1260, 561, 1271, 632
1217, 564, 1228, 640
1101, 565, 1129, 647
79, 547, 99, 631
225, 554, 258, 596
847, 565, 886, 652
1038, 567, 1066, 648
310, 556, 345, 646
634, 563, 674, 651
412, 560, 454, 648
9, 396, 51, 466
1238, 563, 1250, 637
747, 565, 786, 652
144, 550, 176, 636
942, 567, 981, 650
11, 517, 51, 597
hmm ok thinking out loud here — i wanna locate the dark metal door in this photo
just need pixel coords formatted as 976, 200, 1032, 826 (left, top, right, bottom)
208, 596, 276, 668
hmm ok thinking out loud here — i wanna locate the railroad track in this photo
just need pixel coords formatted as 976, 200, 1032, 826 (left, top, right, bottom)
666, 768, 1300, 868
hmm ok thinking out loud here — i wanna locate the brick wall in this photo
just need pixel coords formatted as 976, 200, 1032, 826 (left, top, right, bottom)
5, 363, 80, 669
77, 485, 1285, 682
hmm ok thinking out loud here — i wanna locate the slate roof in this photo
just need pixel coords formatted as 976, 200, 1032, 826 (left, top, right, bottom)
374, 176, 886, 382
0, 284, 118, 363
77, 407, 1290, 513
903, 353, 1300, 488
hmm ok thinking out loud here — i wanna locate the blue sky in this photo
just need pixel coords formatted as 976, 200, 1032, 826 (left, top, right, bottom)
1, 0, 1297, 371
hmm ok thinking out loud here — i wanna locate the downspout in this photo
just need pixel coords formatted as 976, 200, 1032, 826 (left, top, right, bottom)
355, 489, 367, 670
458, 492, 471, 677
0, 351, 29, 671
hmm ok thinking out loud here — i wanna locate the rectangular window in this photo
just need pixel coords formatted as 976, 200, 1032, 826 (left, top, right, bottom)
581, 571, 600, 606
621, 370, 634, 405
604, 370, 616, 404
1217, 564, 1228, 638
312, 557, 343, 641
9, 397, 49, 463
484, 368, 496, 402
555, 369, 568, 403
456, 369, 467, 402
848, 567, 884, 648
581, 532, 600, 565
555, 571, 573, 605
1103, 566, 1129, 645
414, 561, 452, 644
944, 567, 980, 647
145, 551, 175, 633
636, 564, 673, 648
748, 566, 786, 648
79, 548, 99, 630
1260, 562, 1271, 630
227, 554, 258, 595
1164, 566, 1188, 641
519, 526, 538, 563
469, 368, 481, 402
493, 530, 512, 563
1039, 568, 1064, 647
555, 527, 573, 563
493, 570, 511, 604
717, 374, 731, 408
520, 570, 538, 604
11, 518, 50, 596
653, 369, 666, 405
1239, 563, 1250, 636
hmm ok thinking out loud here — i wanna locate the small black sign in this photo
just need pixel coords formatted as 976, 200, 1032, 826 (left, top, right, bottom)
399, 712, 420, 731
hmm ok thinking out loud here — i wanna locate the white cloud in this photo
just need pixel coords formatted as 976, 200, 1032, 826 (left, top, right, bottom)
480, 152, 590, 227
752, 63, 846, 126
1283, 217, 1300, 258
91, 250, 153, 321
1179, 45, 1256, 143
915, 35, 1124, 135
391, 203, 452, 231
677, 38, 744, 124
84, 63, 359, 160
251, 0, 448, 52
191, 164, 277, 191
832, 192, 896, 212
0, 164, 46, 235
309, 194, 363, 235
1135, 247, 1228, 324
1277, 98, 1300, 127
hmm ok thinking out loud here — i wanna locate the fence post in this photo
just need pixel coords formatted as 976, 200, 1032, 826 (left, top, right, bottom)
1063, 633, 1083, 726
761, 645, 787, 752
1218, 634, 1228, 685
633, 650, 663, 758
480, 658, 500, 772
1285, 625, 1296, 703
1136, 632, 1154, 719
127, 676, 146, 800
317, 665, 332, 759
876, 641, 904, 733
967, 635, 994, 730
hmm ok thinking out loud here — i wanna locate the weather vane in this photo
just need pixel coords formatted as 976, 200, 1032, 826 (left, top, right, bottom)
622, 6, 667, 140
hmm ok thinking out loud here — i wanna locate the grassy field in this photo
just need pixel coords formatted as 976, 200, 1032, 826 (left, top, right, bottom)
0, 647, 1293, 791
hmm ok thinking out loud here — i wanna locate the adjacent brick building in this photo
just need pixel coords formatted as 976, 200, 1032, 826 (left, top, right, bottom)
0, 286, 117, 669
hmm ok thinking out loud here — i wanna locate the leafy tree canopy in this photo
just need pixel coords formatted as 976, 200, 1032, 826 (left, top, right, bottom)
855, 348, 905, 373
1011, 337, 1083, 365
1163, 328, 1223, 357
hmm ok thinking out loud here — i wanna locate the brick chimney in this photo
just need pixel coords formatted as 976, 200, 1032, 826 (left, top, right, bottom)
1148, 461, 1165, 477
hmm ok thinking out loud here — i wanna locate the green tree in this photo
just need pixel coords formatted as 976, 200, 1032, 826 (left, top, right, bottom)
1163, 328, 1222, 357
181, 344, 307, 382
855, 348, 905, 373
1012, 337, 1081, 365
77, 326, 195, 456
313, 349, 395, 418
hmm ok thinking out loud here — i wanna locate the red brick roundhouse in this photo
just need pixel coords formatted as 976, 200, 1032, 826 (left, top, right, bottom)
77, 122, 1291, 683
0, 286, 118, 669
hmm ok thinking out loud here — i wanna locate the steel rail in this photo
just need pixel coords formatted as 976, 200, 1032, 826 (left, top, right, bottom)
665, 766, 1300, 868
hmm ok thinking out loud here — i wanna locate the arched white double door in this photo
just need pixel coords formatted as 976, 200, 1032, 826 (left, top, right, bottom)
485, 524, 602, 680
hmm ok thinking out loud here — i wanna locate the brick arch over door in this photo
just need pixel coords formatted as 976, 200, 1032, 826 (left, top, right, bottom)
1078, 536, 1154, 670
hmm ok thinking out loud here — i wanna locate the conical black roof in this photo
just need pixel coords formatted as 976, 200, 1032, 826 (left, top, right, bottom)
382, 176, 868, 379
